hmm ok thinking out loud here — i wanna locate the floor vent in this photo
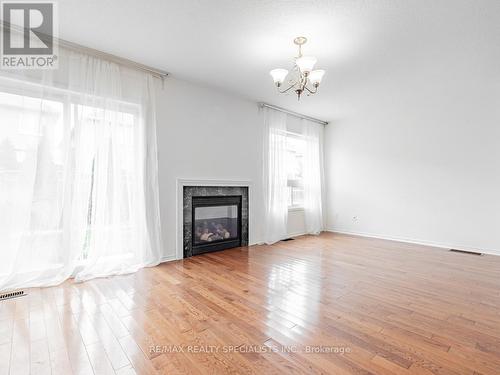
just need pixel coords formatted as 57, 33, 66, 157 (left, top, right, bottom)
0, 290, 27, 301
281, 238, 295, 242
450, 249, 483, 256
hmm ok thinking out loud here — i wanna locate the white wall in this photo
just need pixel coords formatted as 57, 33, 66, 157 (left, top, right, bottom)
324, 32, 500, 254
156, 41, 500, 259
155, 78, 306, 260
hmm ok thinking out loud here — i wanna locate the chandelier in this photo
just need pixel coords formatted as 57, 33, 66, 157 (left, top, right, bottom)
269, 36, 325, 100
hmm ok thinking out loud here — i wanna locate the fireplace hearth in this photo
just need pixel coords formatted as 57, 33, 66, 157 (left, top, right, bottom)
183, 185, 249, 258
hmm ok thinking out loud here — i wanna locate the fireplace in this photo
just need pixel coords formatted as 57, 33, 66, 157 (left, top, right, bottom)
192, 196, 241, 255
182, 185, 249, 258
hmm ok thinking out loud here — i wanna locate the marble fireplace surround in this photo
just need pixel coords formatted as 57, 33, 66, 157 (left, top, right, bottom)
176, 179, 252, 259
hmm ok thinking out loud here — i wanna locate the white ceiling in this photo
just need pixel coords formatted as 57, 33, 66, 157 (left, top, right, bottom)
58, 0, 499, 122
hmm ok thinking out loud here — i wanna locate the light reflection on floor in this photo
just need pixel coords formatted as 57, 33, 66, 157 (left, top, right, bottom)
266, 260, 321, 330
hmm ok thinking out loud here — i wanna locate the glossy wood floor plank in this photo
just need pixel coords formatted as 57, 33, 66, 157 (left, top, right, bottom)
1, 232, 500, 374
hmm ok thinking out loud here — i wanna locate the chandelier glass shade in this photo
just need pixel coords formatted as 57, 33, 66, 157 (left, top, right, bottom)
269, 68, 289, 84
269, 37, 325, 100
308, 69, 325, 85
295, 56, 317, 73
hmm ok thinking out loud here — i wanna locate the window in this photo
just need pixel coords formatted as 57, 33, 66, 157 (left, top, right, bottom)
285, 132, 305, 208
73, 102, 138, 260
0, 90, 66, 267
0, 85, 139, 264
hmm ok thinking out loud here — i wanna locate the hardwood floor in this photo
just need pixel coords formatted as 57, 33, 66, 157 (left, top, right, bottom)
1, 232, 500, 375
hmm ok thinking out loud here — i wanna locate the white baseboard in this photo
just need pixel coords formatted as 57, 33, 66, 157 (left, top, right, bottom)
249, 241, 264, 246
160, 254, 178, 263
250, 232, 310, 246
326, 227, 500, 257
286, 231, 307, 238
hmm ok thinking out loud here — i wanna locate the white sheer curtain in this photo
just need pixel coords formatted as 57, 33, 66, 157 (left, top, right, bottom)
302, 119, 325, 234
262, 107, 288, 244
0, 47, 162, 291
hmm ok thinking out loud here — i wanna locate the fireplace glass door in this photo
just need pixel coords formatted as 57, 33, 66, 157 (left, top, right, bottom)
192, 195, 242, 254
194, 205, 239, 245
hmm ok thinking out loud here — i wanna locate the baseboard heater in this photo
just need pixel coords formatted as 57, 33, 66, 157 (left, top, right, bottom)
449, 249, 483, 256
0, 290, 27, 301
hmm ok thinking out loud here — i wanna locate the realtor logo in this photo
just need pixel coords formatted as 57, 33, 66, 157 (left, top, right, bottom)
1, 1, 58, 69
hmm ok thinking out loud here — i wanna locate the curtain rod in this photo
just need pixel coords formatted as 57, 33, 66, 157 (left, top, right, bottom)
58, 39, 169, 79
258, 102, 328, 125
1, 21, 169, 79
